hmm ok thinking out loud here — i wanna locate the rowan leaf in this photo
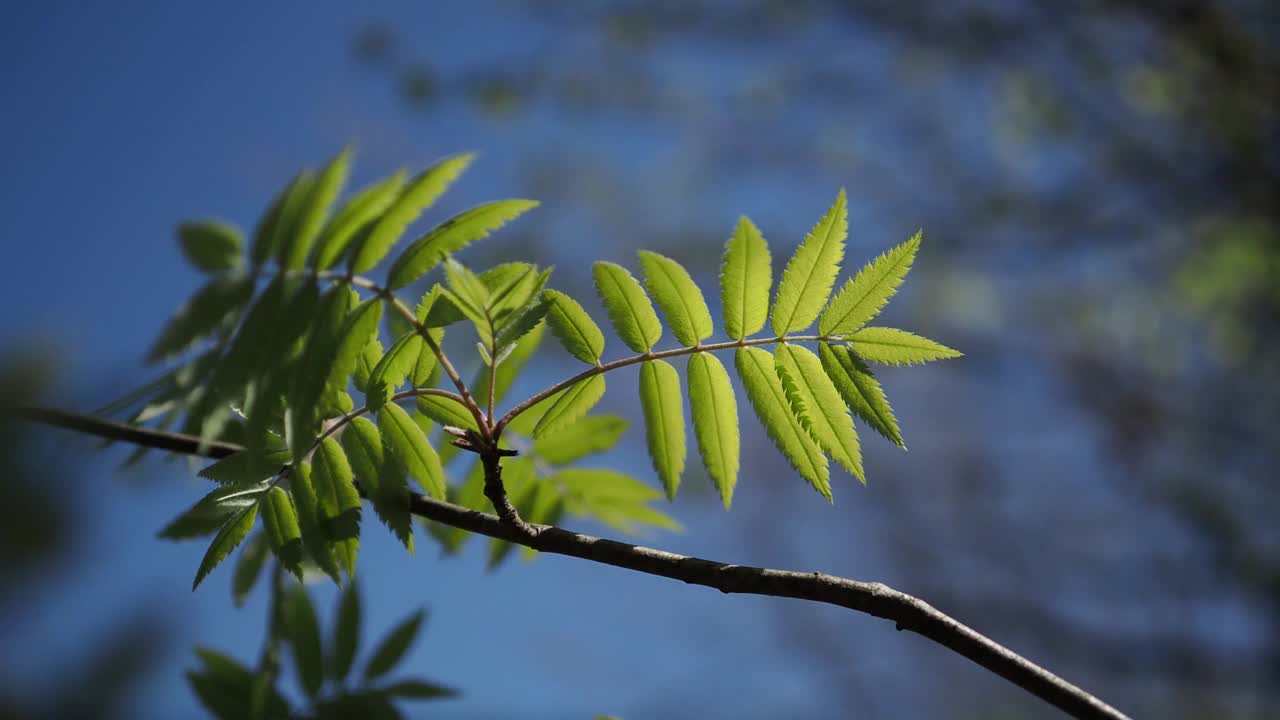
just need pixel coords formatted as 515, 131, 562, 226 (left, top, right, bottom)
366, 332, 424, 409
312, 170, 408, 270
636, 252, 711, 346
847, 327, 963, 366
479, 320, 545, 409
284, 586, 324, 698
230, 531, 270, 607
555, 468, 681, 534
363, 610, 425, 681
686, 352, 739, 508
415, 395, 478, 432
147, 275, 253, 363
771, 190, 848, 335
639, 360, 686, 499
720, 216, 772, 340
379, 403, 446, 499
593, 261, 662, 352
261, 487, 304, 576
247, 171, 311, 265
286, 286, 357, 460
193, 503, 258, 591
819, 342, 904, 448
271, 171, 320, 269
331, 582, 361, 683
178, 221, 243, 273
160, 481, 270, 540
775, 344, 864, 482
342, 417, 414, 552
820, 232, 920, 335
312, 437, 362, 578
543, 289, 604, 364
281, 147, 352, 271
533, 374, 606, 438
735, 347, 830, 500
531, 414, 628, 465
289, 463, 342, 584
350, 153, 473, 274
386, 198, 539, 289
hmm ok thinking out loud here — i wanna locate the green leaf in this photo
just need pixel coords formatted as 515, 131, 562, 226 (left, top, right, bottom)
353, 337, 384, 394
193, 503, 258, 590
342, 417, 414, 552
735, 347, 830, 500
281, 147, 352, 271
386, 197, 539, 289
543, 289, 604, 364
820, 232, 920, 335
686, 352, 739, 508
160, 481, 270, 540
366, 332, 424, 409
331, 582, 361, 683
771, 190, 848, 335
312, 170, 408, 270
379, 403, 446, 499
198, 448, 291, 485
492, 297, 548, 355
147, 275, 253, 363
286, 285, 357, 460
350, 153, 474, 274
637, 251, 713, 346
775, 344, 863, 482
188, 647, 287, 720
721, 215, 772, 340
819, 343, 904, 448
846, 327, 962, 366
261, 487, 304, 576
363, 610, 425, 681
382, 678, 457, 700
271, 170, 320, 268
415, 395, 478, 431
291, 293, 381, 455
533, 374, 606, 438
178, 221, 243, 273
230, 531, 270, 607
289, 463, 342, 583
639, 360, 686, 499
250, 172, 308, 265
531, 414, 628, 464
285, 586, 324, 698
593, 261, 662, 352
479, 320, 546, 410
312, 437, 362, 578
555, 468, 681, 534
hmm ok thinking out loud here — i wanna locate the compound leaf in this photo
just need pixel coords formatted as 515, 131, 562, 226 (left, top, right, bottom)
312, 170, 408, 270
312, 438, 362, 578
281, 147, 352, 271
261, 487, 304, 577
846, 327, 962, 366
350, 153, 473, 274
386, 198, 539, 289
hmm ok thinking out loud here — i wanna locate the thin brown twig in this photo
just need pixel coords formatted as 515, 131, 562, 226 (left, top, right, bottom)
16, 407, 1131, 720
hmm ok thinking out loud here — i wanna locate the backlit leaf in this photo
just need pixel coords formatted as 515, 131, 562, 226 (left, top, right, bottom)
775, 344, 863, 482
193, 503, 258, 590
735, 347, 830, 500
250, 171, 310, 265
720, 216, 772, 340
819, 342, 904, 448
532, 414, 628, 465
366, 332, 424, 409
379, 403, 446, 499
638, 251, 712, 347
386, 197, 539, 289
312, 437, 362, 578
593, 261, 662, 352
555, 468, 681, 534
543, 289, 604, 364
147, 275, 253, 363
342, 417, 414, 552
160, 481, 270, 540
820, 232, 920, 336
271, 170, 319, 269
261, 487, 304, 576
686, 352, 739, 508
287, 286, 357, 461
281, 147, 352, 271
415, 394, 478, 432
639, 359, 686, 499
350, 153, 473, 274
846, 327, 962, 366
312, 170, 408, 270
533, 374, 606, 438
771, 190, 847, 335
289, 463, 342, 583
284, 586, 324, 697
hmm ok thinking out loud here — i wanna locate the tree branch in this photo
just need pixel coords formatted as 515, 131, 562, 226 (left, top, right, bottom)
15, 407, 1130, 720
